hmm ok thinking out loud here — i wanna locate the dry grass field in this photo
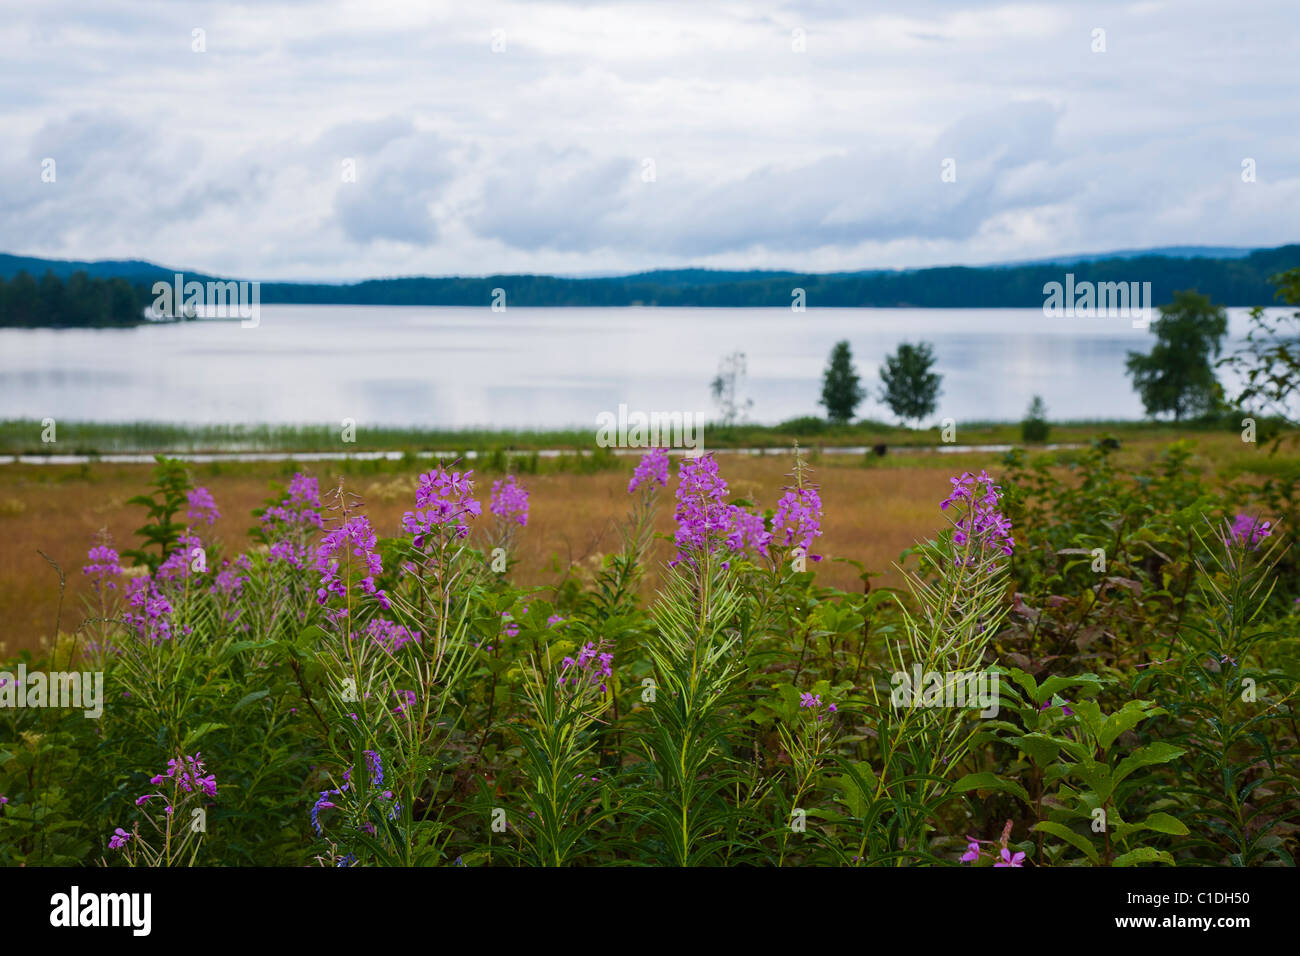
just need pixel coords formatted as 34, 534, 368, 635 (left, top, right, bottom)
0, 434, 1273, 656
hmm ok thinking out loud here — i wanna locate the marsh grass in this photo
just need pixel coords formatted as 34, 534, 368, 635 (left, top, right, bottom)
1, 415, 1280, 456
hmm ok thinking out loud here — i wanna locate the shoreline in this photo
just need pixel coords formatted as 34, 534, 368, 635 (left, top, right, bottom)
0, 442, 1093, 466
0, 416, 1268, 458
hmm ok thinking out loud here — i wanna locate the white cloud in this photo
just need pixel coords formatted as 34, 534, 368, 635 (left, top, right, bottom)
0, 0, 1295, 278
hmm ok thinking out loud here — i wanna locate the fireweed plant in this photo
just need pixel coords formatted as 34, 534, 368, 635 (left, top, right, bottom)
509, 638, 616, 866
634, 453, 752, 866
1, 446, 1297, 867
106, 753, 219, 868
487, 474, 529, 568
1133, 516, 1299, 865
308, 472, 482, 866
836, 471, 1015, 865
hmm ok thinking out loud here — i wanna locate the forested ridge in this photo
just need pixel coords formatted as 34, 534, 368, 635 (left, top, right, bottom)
3, 243, 1298, 326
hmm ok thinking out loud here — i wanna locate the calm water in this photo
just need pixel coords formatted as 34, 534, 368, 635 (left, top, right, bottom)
0, 306, 1269, 428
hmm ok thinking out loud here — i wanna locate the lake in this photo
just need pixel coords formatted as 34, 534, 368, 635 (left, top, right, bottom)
0, 306, 1271, 428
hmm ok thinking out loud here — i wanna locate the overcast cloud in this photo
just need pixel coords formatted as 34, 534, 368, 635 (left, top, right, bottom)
1, 0, 1297, 279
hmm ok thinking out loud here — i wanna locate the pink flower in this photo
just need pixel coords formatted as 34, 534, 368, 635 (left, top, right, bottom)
125, 576, 175, 643
771, 486, 824, 557
628, 447, 670, 494
994, 848, 1025, 867
942, 471, 1014, 558
1228, 514, 1272, 550
402, 468, 482, 546
557, 640, 615, 694
670, 454, 742, 566
726, 508, 770, 556
149, 753, 218, 799
82, 542, 122, 592
156, 531, 206, 582
186, 486, 220, 525
263, 473, 323, 529
489, 475, 530, 526
314, 515, 389, 615
366, 618, 420, 653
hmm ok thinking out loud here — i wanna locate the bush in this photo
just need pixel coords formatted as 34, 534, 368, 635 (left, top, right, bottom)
1021, 395, 1050, 443
777, 415, 828, 435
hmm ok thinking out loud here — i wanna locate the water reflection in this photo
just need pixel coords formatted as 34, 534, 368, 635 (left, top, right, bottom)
0, 306, 1267, 426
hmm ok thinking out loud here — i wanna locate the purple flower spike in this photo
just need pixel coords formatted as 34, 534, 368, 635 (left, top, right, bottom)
402, 467, 482, 546
771, 486, 824, 557
186, 486, 220, 526
942, 470, 1014, 558
82, 542, 122, 592
314, 515, 389, 615
628, 447, 670, 494
263, 473, 324, 530
670, 454, 739, 566
490, 475, 530, 527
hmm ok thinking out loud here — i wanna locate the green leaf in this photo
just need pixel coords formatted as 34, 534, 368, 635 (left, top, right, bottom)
1073, 760, 1114, 803
181, 722, 229, 749
1037, 674, 1103, 704
834, 775, 867, 818
1005, 667, 1038, 701
951, 772, 1032, 807
228, 639, 277, 655
1098, 700, 1161, 750
1114, 743, 1186, 786
1033, 821, 1100, 863
1071, 699, 1104, 742
232, 690, 270, 712
1010, 733, 1064, 768
1112, 846, 1175, 867
1139, 812, 1189, 836
834, 761, 878, 818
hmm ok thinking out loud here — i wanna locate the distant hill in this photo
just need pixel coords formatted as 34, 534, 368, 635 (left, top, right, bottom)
993, 246, 1258, 268
0, 253, 201, 283
2, 244, 1298, 310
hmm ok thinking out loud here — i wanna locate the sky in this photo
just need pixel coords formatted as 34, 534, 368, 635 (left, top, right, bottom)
1, 0, 1297, 281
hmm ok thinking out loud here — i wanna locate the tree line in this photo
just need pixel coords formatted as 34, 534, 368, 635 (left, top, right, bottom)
0, 270, 150, 328
3, 245, 1299, 325
246, 244, 1300, 307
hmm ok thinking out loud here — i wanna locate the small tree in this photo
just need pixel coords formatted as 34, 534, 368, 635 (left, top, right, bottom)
1126, 290, 1228, 420
1021, 395, 1050, 443
819, 340, 865, 424
1221, 267, 1300, 429
123, 456, 193, 572
879, 342, 942, 427
710, 350, 753, 427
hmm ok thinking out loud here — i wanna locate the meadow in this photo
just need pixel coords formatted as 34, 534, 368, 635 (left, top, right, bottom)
1, 428, 1297, 867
